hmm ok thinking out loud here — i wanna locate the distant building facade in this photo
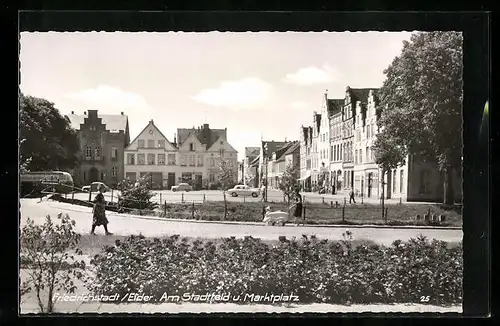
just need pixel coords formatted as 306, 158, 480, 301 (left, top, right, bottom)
66, 110, 130, 188
124, 122, 238, 190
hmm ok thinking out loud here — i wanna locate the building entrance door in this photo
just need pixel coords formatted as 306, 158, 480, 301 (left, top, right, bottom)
89, 167, 99, 183
167, 173, 176, 189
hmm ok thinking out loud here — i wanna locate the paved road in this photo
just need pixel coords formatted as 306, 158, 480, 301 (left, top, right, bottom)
70, 188, 408, 205
20, 199, 462, 245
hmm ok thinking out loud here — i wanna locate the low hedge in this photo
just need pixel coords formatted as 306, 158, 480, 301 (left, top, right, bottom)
88, 234, 462, 305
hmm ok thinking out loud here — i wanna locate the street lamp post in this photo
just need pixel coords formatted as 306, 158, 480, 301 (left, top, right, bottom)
264, 143, 268, 203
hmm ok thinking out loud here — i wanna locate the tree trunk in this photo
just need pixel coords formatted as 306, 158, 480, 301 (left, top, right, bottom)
381, 171, 385, 221
222, 191, 227, 220
443, 167, 455, 205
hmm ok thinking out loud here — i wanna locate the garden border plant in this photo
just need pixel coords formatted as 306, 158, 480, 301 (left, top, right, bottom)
88, 232, 463, 306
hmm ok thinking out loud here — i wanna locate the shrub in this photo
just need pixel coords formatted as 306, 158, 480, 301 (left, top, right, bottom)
89, 233, 462, 305
20, 214, 89, 313
117, 178, 158, 210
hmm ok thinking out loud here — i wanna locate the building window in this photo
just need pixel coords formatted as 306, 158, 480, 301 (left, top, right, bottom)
167, 154, 176, 165
209, 173, 215, 182
127, 153, 135, 165
112, 167, 118, 177
366, 147, 369, 162
138, 139, 145, 148
85, 145, 92, 160
367, 125, 370, 138
148, 139, 155, 148
209, 157, 215, 167
331, 146, 334, 161
137, 154, 145, 165
197, 155, 204, 166
158, 140, 165, 148
158, 154, 165, 165
355, 150, 358, 164
181, 155, 186, 166
147, 154, 155, 165
83, 171, 87, 181
400, 170, 404, 193
100, 172, 104, 180
359, 149, 363, 164
111, 147, 118, 159
95, 146, 101, 159
189, 155, 196, 166
220, 149, 225, 157
189, 143, 195, 151
339, 146, 342, 162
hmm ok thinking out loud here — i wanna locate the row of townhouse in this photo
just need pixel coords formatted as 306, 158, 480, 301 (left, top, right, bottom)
299, 87, 462, 202
239, 141, 300, 189
66, 110, 238, 190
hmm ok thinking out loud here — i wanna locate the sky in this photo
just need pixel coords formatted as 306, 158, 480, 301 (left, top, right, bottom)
19, 31, 413, 161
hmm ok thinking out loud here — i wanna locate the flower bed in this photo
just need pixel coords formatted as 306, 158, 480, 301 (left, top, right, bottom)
88, 234, 462, 305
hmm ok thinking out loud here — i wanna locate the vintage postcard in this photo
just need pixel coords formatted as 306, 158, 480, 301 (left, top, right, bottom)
19, 28, 464, 314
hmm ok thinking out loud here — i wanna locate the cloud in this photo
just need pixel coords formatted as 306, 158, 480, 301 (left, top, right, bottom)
65, 85, 149, 110
192, 77, 273, 109
283, 64, 341, 86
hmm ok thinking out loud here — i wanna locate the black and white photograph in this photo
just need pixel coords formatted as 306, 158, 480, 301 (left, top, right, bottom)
19, 29, 465, 314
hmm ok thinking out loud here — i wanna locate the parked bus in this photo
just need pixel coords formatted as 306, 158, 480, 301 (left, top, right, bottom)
20, 171, 74, 196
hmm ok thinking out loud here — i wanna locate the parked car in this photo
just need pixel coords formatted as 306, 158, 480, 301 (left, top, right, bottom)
171, 183, 192, 192
227, 185, 260, 197
263, 206, 290, 226
82, 182, 111, 193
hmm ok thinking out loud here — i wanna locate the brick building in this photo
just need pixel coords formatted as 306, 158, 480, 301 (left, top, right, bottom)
66, 110, 130, 187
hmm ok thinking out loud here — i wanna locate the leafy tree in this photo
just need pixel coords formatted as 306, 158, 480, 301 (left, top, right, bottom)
372, 132, 407, 220
219, 158, 234, 220
20, 214, 88, 313
117, 177, 158, 211
378, 31, 463, 204
20, 93, 80, 171
278, 163, 300, 206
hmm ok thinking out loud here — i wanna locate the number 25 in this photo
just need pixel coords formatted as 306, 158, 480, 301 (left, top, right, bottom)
420, 296, 430, 302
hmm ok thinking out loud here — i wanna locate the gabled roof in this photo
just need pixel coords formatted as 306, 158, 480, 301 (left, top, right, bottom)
284, 141, 300, 155
347, 87, 380, 105
315, 113, 321, 133
250, 155, 260, 166
177, 124, 226, 150
327, 99, 343, 117
66, 113, 128, 133
275, 142, 294, 161
127, 120, 175, 150
262, 140, 290, 159
245, 147, 260, 157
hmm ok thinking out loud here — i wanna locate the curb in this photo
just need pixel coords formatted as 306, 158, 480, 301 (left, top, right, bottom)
42, 201, 462, 231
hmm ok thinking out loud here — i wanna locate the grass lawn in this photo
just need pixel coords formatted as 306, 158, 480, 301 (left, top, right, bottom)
156, 201, 462, 227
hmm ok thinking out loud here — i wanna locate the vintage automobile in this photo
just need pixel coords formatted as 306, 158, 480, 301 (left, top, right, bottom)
262, 206, 290, 226
171, 183, 192, 192
227, 184, 260, 197
82, 182, 111, 193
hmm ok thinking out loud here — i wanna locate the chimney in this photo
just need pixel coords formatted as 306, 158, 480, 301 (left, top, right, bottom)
121, 112, 124, 115
71, 111, 74, 114
325, 89, 328, 101
203, 123, 209, 129
84, 111, 87, 115
173, 133, 177, 145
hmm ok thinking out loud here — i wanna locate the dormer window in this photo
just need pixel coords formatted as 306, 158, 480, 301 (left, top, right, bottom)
189, 143, 195, 151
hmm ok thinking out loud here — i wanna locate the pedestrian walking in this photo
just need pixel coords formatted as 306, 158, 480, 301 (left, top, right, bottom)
349, 188, 356, 204
290, 190, 304, 225
261, 185, 266, 201
91, 185, 112, 235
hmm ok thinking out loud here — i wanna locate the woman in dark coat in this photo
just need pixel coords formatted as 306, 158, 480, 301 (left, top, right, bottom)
91, 185, 112, 235
290, 190, 303, 225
